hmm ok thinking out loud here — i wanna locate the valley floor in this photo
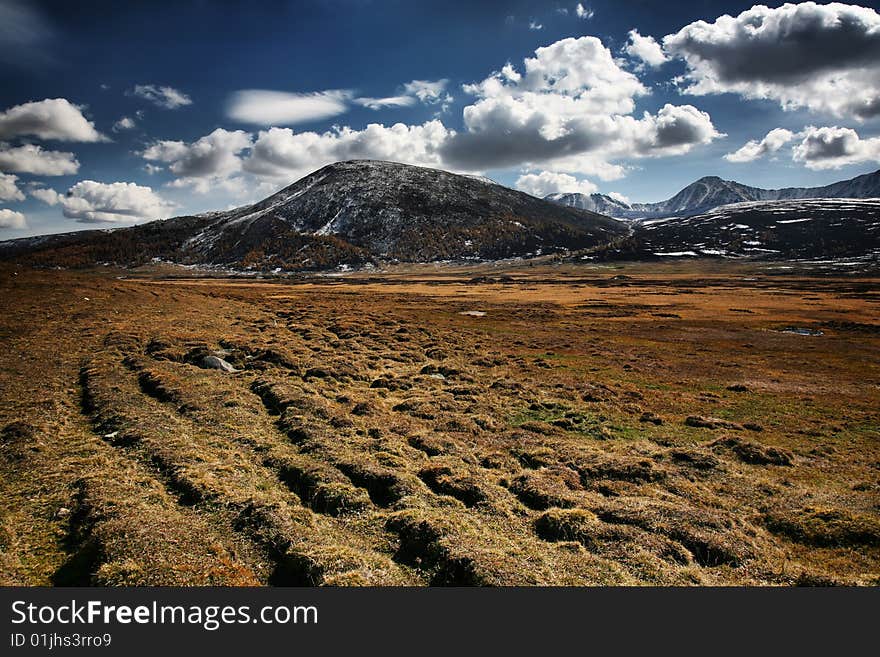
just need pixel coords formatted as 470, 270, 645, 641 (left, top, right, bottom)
0, 261, 878, 585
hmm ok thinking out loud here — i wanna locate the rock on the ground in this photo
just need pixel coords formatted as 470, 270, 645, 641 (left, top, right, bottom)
201, 355, 237, 372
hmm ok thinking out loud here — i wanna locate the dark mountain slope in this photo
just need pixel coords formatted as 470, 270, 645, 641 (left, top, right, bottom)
181, 160, 626, 265
1, 161, 626, 271
594, 198, 880, 263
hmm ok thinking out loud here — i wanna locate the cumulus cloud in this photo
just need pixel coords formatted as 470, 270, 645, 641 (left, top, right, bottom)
724, 127, 795, 163
150, 37, 720, 193
112, 116, 136, 132
142, 128, 253, 192
130, 84, 192, 109
139, 121, 454, 192
0, 143, 79, 175
227, 90, 349, 126
440, 37, 720, 175
664, 2, 880, 119
40, 180, 175, 223
354, 96, 416, 110
628, 103, 723, 155
243, 121, 451, 181
515, 170, 597, 197
529, 21, 543, 31
0, 98, 105, 142
575, 4, 593, 20
0, 173, 24, 201
28, 186, 61, 205
0, 208, 26, 229
792, 125, 880, 170
724, 124, 880, 169
624, 29, 668, 68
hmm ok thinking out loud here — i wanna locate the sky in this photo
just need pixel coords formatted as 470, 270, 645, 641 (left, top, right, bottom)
2, 0, 880, 237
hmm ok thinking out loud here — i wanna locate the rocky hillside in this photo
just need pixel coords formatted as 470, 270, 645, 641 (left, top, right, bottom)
182, 160, 625, 266
594, 198, 880, 265
1, 161, 626, 271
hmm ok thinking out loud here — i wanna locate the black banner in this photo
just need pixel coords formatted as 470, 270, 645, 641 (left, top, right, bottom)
1, 587, 875, 654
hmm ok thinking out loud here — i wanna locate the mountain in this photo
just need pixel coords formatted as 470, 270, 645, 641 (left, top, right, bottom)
544, 192, 633, 217
0, 160, 626, 271
546, 169, 880, 220
594, 198, 880, 264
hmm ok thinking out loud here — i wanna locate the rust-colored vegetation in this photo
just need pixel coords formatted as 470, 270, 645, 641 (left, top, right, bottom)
0, 261, 877, 585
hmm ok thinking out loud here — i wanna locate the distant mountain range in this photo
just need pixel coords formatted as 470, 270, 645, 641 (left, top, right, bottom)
3, 162, 879, 271
0, 161, 625, 271
546, 169, 880, 220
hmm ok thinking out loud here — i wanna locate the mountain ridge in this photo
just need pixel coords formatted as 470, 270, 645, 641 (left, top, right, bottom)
1, 160, 626, 271
546, 169, 880, 220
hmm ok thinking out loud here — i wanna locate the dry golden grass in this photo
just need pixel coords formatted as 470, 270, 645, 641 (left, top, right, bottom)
0, 261, 877, 586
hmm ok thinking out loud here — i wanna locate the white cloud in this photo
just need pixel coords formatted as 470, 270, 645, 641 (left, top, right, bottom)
354, 96, 416, 110
575, 4, 593, 20
0, 98, 105, 142
112, 116, 136, 132
0, 173, 24, 201
142, 128, 253, 193
0, 208, 26, 229
626, 103, 723, 156
227, 90, 349, 126
529, 21, 543, 31
243, 121, 452, 182
403, 79, 452, 105
608, 191, 630, 204
624, 29, 668, 68
442, 37, 720, 174
139, 121, 455, 193
29, 186, 61, 205
353, 79, 452, 112
130, 84, 192, 110
724, 128, 795, 163
143, 163, 163, 175
0, 143, 80, 175
500, 63, 521, 83
515, 170, 597, 197
50, 181, 174, 223
792, 125, 880, 170
725, 124, 880, 169
664, 3, 880, 119
149, 37, 720, 194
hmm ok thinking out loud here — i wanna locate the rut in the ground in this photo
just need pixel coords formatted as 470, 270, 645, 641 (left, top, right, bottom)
79, 336, 419, 585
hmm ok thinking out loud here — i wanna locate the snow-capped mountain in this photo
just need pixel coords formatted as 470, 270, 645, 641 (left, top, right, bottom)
543, 192, 633, 217
1, 161, 626, 271
546, 169, 880, 220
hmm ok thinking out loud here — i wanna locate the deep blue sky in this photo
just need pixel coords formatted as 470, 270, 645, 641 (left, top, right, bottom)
2, 0, 880, 236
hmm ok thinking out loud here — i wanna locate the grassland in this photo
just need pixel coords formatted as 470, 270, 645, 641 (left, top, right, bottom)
0, 260, 877, 585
